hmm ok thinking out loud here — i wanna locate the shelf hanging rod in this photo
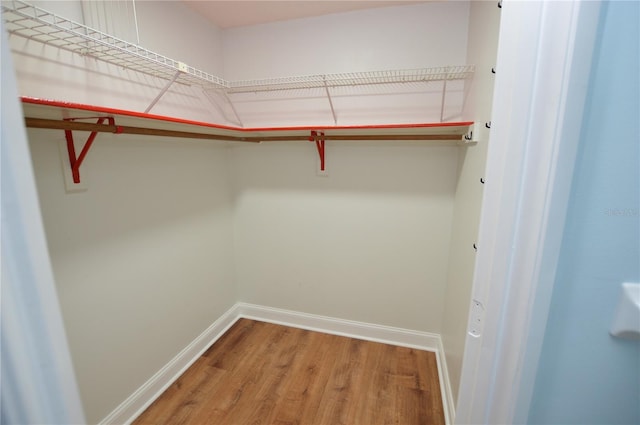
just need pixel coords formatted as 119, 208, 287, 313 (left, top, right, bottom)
25, 117, 467, 143
24, 117, 258, 142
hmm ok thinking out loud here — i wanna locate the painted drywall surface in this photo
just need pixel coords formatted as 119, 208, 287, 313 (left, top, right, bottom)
231, 142, 458, 332
76, 1, 224, 75
440, 1, 501, 403
223, 2, 468, 78
8, 0, 228, 124
134, 1, 224, 76
222, 1, 470, 333
8, 2, 234, 421
528, 1, 640, 423
28, 130, 236, 423
28, 0, 84, 21
222, 2, 470, 127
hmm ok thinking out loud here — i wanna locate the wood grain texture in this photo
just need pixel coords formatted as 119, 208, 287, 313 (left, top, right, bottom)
133, 319, 445, 425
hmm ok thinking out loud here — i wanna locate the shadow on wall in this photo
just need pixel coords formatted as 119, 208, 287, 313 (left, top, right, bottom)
229, 140, 458, 332
28, 129, 234, 254
230, 141, 460, 197
10, 40, 225, 124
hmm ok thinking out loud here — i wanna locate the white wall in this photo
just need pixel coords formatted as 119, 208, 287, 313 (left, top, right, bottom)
231, 141, 459, 331
8, 1, 236, 423
441, 1, 501, 402
223, 2, 469, 79
134, 1, 224, 76
225, 2, 470, 332
222, 2, 471, 127
79, 1, 225, 76
28, 130, 236, 424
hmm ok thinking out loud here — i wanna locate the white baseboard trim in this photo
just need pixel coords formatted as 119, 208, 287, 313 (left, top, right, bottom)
100, 302, 455, 425
435, 337, 456, 425
237, 302, 439, 351
99, 304, 240, 425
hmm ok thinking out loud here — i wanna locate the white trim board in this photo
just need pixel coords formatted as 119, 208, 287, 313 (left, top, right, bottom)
1, 23, 86, 424
236, 302, 440, 351
100, 302, 455, 425
436, 336, 456, 425
455, 1, 602, 424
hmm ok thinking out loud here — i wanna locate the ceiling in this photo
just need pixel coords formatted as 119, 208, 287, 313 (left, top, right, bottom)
181, 1, 427, 29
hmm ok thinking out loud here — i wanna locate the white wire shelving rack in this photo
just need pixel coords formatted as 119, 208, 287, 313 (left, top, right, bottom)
1, 0, 228, 89
228, 66, 474, 93
2, 0, 475, 125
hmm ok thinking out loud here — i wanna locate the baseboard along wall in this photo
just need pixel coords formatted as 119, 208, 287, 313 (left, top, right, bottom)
99, 306, 239, 425
100, 303, 455, 425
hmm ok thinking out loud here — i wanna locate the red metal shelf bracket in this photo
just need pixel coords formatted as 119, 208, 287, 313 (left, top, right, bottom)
310, 130, 326, 171
64, 116, 118, 183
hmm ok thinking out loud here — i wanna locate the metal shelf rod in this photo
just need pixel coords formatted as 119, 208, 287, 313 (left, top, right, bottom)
25, 117, 466, 143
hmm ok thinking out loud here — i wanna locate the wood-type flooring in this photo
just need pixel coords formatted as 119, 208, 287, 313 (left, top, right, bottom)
133, 318, 445, 425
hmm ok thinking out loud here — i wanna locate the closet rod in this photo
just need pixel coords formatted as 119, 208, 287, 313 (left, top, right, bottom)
299, 134, 462, 141
24, 118, 259, 143
25, 118, 465, 143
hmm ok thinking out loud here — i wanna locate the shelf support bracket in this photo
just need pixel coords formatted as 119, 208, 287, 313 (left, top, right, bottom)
323, 77, 337, 125
439, 67, 450, 122
462, 122, 480, 145
310, 130, 326, 171
64, 116, 119, 184
145, 70, 182, 114
202, 89, 244, 127
221, 91, 244, 127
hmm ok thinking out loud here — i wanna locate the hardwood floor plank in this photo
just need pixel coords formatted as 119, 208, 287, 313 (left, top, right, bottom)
133, 319, 445, 425
313, 337, 364, 425
270, 329, 333, 424
348, 341, 389, 424
396, 386, 430, 425
196, 320, 289, 423
219, 327, 309, 424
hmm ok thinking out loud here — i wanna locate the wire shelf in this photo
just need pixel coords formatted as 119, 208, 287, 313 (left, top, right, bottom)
2, 0, 474, 125
1, 0, 228, 88
227, 66, 475, 94
2, 1, 473, 94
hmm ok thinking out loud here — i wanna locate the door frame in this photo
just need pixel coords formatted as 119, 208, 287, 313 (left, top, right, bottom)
1, 20, 86, 424
455, 1, 603, 423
